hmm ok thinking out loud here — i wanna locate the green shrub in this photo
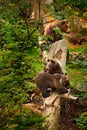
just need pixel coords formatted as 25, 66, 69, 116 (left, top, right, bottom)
0, 6, 43, 129
76, 112, 87, 130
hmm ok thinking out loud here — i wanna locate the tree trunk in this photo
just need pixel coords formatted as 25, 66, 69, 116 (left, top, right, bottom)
31, 0, 54, 22
42, 93, 61, 130
48, 38, 68, 74
42, 38, 78, 130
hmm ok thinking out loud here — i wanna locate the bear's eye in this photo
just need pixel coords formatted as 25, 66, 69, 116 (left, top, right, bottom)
51, 60, 55, 64
47, 88, 52, 93
47, 59, 50, 62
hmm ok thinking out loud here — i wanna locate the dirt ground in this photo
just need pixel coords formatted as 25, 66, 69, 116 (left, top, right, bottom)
60, 96, 87, 130
59, 42, 87, 130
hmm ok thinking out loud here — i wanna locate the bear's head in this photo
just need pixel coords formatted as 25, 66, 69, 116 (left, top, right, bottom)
44, 58, 63, 74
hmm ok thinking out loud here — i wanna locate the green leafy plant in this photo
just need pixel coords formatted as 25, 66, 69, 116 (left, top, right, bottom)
76, 112, 87, 130
0, 1, 44, 129
53, 26, 63, 39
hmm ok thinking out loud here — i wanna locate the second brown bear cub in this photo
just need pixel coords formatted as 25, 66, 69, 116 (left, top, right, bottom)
33, 73, 69, 98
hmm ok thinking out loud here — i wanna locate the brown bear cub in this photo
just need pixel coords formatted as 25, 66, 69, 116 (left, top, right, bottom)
44, 58, 63, 74
32, 73, 69, 98
43, 20, 68, 43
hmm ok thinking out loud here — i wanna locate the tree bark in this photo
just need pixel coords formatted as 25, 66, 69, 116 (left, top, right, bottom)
48, 38, 68, 74
42, 38, 78, 130
42, 93, 61, 130
31, 0, 54, 22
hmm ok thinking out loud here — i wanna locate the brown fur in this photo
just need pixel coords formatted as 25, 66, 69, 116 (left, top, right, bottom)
53, 73, 70, 89
44, 20, 68, 43
39, 20, 68, 57
44, 20, 67, 35
33, 73, 68, 98
44, 58, 63, 74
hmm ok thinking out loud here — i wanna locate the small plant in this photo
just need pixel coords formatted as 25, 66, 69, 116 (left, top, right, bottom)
76, 112, 87, 130
53, 26, 63, 39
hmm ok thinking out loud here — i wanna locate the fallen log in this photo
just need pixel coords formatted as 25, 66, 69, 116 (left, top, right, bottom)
41, 38, 78, 130
26, 38, 77, 130
48, 38, 68, 74
40, 38, 68, 74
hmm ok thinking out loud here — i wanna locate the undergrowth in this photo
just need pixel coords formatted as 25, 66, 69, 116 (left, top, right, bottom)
0, 2, 44, 129
0, 0, 87, 129
67, 42, 87, 130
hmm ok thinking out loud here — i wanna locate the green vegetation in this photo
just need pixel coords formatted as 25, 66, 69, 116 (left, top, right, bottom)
76, 112, 87, 130
0, 0, 87, 129
67, 43, 87, 86
53, 0, 87, 19
53, 26, 63, 39
0, 1, 45, 129
67, 43, 87, 130
67, 42, 87, 87
0, 17, 45, 129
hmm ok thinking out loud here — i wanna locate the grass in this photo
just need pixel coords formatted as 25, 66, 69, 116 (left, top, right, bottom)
68, 41, 87, 54
67, 41, 87, 88
66, 67, 86, 88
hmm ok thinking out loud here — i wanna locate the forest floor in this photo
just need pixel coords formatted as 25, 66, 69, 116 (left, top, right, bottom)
60, 97, 87, 130
59, 41, 87, 130
28, 38, 87, 130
